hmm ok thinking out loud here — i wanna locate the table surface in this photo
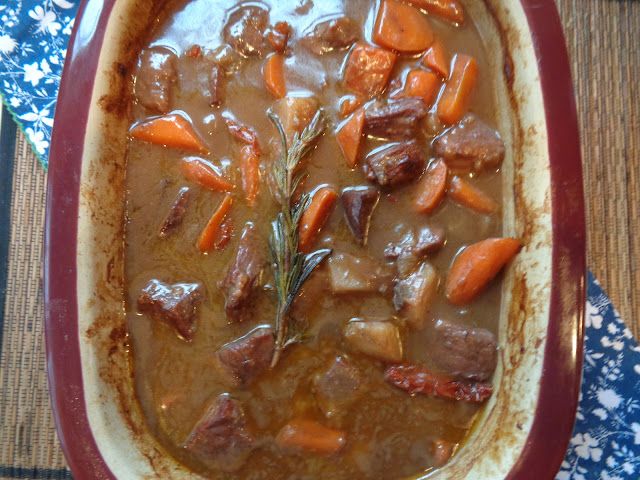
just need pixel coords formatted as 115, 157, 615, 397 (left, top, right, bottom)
0, 0, 638, 477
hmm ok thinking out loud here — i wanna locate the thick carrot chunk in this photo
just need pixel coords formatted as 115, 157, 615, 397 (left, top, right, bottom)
373, 0, 434, 53
197, 194, 233, 253
445, 237, 522, 305
180, 157, 234, 192
343, 42, 397, 98
276, 419, 346, 455
264, 53, 287, 98
130, 113, 208, 154
448, 176, 498, 214
422, 40, 449, 79
437, 54, 478, 125
411, 0, 465, 24
336, 109, 365, 168
401, 69, 440, 107
415, 158, 448, 214
298, 187, 338, 252
338, 95, 364, 117
240, 145, 260, 206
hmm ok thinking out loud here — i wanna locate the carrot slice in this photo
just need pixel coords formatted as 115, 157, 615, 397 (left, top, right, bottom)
197, 194, 233, 253
445, 237, 522, 305
422, 40, 449, 79
415, 158, 448, 213
437, 54, 478, 125
373, 0, 434, 52
448, 176, 498, 214
411, 0, 465, 24
343, 42, 397, 97
298, 187, 338, 252
130, 114, 208, 154
338, 95, 364, 117
276, 419, 346, 455
402, 69, 440, 107
336, 109, 365, 168
180, 157, 234, 192
240, 145, 260, 206
264, 53, 287, 99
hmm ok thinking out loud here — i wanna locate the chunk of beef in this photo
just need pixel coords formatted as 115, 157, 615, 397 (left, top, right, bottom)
272, 94, 319, 143
393, 262, 439, 329
218, 223, 266, 322
364, 97, 429, 139
341, 186, 380, 245
135, 46, 177, 113
184, 394, 254, 471
302, 16, 360, 55
208, 62, 225, 106
313, 356, 363, 418
344, 319, 403, 363
433, 114, 505, 173
364, 140, 426, 187
137, 279, 202, 341
427, 319, 498, 381
158, 187, 190, 238
328, 253, 392, 294
223, 4, 271, 57
384, 364, 493, 403
215, 325, 274, 387
385, 225, 446, 275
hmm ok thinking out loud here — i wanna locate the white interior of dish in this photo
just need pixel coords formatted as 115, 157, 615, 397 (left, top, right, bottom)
74, 0, 552, 478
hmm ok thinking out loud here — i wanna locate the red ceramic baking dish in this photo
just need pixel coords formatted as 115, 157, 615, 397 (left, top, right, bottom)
44, 0, 585, 478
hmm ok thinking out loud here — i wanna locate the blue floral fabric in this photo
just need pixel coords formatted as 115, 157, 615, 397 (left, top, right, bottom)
557, 273, 640, 480
0, 0, 78, 168
1, 3, 639, 478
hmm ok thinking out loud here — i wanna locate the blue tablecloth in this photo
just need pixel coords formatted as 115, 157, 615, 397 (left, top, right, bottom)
1, 1, 639, 478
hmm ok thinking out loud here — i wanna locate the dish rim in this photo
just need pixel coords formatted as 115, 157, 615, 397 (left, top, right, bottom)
43, 1, 585, 478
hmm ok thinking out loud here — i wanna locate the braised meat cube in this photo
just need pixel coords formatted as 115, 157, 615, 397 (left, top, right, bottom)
158, 187, 190, 238
218, 223, 266, 322
364, 97, 429, 139
341, 186, 380, 245
328, 253, 392, 294
427, 319, 498, 381
223, 4, 271, 57
313, 356, 363, 418
385, 225, 446, 275
135, 46, 177, 113
344, 319, 403, 363
302, 16, 360, 55
137, 279, 202, 341
215, 325, 274, 387
184, 394, 254, 471
393, 261, 439, 329
433, 114, 505, 173
364, 140, 426, 187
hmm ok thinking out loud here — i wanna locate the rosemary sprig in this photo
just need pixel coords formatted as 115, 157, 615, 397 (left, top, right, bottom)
267, 110, 331, 367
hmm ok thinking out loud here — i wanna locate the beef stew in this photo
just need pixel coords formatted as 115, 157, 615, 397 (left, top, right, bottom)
125, 0, 521, 477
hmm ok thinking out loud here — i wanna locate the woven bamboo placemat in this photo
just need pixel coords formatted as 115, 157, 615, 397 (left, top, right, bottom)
0, 0, 638, 477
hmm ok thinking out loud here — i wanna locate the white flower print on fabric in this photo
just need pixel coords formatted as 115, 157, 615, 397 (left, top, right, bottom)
0, 0, 78, 168
557, 273, 640, 479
